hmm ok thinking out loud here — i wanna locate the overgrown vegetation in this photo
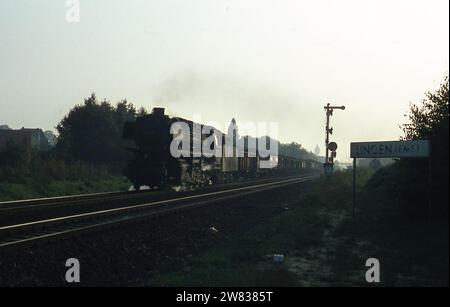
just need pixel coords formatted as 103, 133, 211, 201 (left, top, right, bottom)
56, 94, 148, 163
278, 142, 319, 161
0, 177, 130, 202
0, 94, 150, 201
149, 167, 447, 286
0, 142, 131, 201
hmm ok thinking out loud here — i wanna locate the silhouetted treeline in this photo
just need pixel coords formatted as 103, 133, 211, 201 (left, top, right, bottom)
0, 94, 150, 199
367, 76, 449, 220
278, 142, 319, 161
56, 93, 147, 163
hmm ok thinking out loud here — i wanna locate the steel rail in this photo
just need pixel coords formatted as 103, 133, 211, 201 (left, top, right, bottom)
0, 174, 311, 212
0, 175, 316, 248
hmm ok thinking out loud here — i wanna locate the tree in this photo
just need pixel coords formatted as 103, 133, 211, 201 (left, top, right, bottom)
56, 93, 143, 163
114, 99, 137, 129
402, 76, 449, 142
400, 76, 449, 219
367, 76, 449, 220
278, 142, 318, 161
137, 106, 148, 117
114, 99, 139, 162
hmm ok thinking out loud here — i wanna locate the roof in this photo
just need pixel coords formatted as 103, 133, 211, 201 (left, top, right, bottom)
0, 128, 50, 151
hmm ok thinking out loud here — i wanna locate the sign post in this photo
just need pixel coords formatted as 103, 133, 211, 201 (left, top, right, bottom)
352, 157, 356, 218
350, 140, 430, 219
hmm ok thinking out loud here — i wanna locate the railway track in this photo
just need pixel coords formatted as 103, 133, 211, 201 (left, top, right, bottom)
0, 175, 317, 248
0, 189, 155, 212
0, 174, 316, 227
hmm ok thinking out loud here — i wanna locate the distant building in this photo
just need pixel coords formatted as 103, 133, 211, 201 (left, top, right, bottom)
314, 144, 320, 156
0, 128, 50, 151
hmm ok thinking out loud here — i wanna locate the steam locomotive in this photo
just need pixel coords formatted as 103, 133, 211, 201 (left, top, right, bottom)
123, 108, 320, 190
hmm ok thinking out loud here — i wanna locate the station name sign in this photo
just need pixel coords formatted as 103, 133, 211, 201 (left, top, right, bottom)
350, 140, 430, 158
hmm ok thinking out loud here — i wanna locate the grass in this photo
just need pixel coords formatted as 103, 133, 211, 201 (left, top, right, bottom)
335, 211, 449, 286
0, 176, 131, 201
148, 198, 328, 287
148, 172, 353, 287
148, 168, 448, 287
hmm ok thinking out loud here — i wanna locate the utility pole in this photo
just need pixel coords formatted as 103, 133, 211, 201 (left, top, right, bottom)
323, 103, 345, 177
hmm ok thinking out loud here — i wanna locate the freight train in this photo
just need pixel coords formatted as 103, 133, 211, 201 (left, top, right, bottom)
123, 108, 321, 190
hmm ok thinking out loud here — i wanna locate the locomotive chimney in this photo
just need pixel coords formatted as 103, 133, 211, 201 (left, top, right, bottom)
152, 108, 165, 116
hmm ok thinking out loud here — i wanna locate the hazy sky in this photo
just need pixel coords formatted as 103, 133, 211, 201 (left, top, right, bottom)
0, 0, 448, 161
